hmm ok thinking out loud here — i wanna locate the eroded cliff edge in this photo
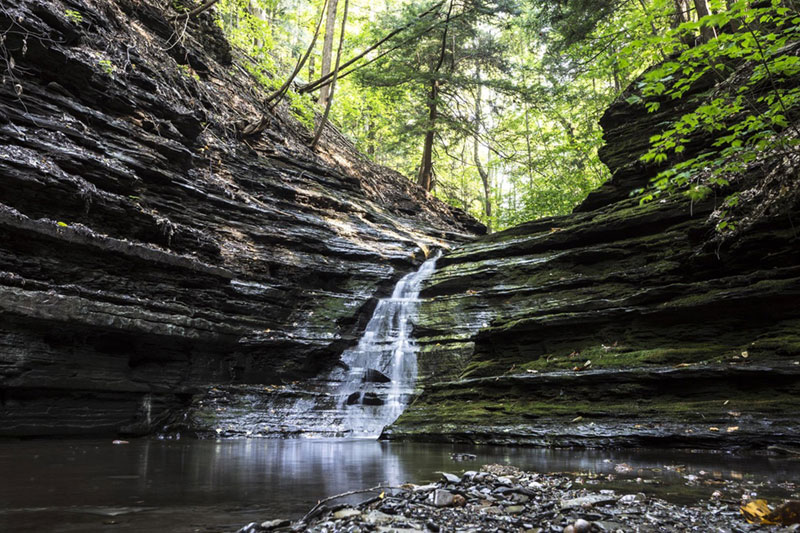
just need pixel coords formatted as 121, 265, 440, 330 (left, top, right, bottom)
0, 0, 481, 436
388, 59, 800, 448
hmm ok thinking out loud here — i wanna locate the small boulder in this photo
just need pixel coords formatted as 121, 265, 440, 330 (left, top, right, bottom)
432, 489, 455, 507
361, 392, 384, 406
333, 508, 361, 519
363, 368, 392, 383
441, 472, 461, 484
573, 519, 592, 533
364, 510, 393, 525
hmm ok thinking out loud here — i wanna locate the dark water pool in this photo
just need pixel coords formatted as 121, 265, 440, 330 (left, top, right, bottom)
0, 438, 798, 532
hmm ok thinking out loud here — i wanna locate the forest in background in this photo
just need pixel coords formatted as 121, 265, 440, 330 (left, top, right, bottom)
196, 0, 800, 232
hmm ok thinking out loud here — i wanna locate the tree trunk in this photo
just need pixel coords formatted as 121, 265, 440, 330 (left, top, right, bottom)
473, 70, 492, 233
693, 0, 717, 42
318, 0, 339, 106
248, 0, 265, 49
416, 0, 453, 192
636, 0, 667, 59
311, 0, 349, 148
673, 0, 691, 25
725, 0, 741, 32
417, 80, 438, 192
264, 0, 328, 108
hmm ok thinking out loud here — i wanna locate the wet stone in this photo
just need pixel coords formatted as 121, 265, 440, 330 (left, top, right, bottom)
360, 392, 384, 406
441, 472, 461, 484
432, 489, 454, 507
560, 494, 617, 510
332, 508, 361, 519
345, 392, 361, 406
363, 369, 391, 383
260, 519, 290, 530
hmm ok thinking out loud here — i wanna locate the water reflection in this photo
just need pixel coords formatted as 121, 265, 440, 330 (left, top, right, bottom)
0, 439, 798, 532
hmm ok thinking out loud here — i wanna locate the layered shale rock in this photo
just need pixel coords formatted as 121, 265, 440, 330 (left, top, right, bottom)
0, 0, 480, 436
387, 61, 800, 448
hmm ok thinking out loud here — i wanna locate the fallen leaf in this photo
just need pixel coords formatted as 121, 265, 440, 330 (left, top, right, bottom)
741, 500, 800, 525
741, 500, 773, 524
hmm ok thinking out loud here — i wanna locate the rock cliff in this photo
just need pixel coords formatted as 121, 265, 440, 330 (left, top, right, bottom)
387, 59, 800, 448
0, 0, 480, 436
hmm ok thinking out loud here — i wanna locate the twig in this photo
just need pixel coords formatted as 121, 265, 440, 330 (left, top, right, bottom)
298, 484, 400, 524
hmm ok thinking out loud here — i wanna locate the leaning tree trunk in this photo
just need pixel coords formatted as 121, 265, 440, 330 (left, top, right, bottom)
311, 0, 349, 148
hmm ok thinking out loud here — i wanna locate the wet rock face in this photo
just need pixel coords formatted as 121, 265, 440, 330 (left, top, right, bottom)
389, 61, 800, 448
0, 0, 479, 436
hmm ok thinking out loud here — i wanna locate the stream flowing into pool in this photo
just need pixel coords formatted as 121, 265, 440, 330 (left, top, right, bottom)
1, 438, 798, 532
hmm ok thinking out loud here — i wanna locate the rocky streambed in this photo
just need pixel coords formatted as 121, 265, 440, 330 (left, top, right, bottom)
238, 463, 800, 533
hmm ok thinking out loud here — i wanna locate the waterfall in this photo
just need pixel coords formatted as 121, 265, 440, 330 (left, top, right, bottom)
332, 251, 441, 437
283, 251, 440, 438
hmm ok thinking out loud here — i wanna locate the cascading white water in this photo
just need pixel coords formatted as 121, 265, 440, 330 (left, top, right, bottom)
284, 251, 441, 438
332, 251, 441, 437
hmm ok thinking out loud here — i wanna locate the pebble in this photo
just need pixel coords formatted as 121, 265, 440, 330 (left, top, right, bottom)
573, 518, 591, 533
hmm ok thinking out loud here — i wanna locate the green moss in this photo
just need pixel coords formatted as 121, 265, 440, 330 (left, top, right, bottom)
397, 387, 800, 429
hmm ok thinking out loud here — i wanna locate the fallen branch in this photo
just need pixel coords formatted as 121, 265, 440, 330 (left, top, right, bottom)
298, 484, 401, 525
169, 0, 221, 20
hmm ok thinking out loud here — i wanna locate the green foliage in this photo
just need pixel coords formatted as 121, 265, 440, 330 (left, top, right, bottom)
64, 9, 83, 24
207, 0, 799, 233
635, 0, 800, 231
98, 59, 114, 76
177, 63, 201, 80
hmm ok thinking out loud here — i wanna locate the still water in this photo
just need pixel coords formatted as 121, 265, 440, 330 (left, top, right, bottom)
0, 438, 797, 532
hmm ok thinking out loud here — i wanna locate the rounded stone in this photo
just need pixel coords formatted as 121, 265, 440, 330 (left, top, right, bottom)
573, 519, 591, 533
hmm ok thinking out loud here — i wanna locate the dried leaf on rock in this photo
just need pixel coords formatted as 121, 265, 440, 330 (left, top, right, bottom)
740, 499, 800, 525
741, 499, 774, 524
